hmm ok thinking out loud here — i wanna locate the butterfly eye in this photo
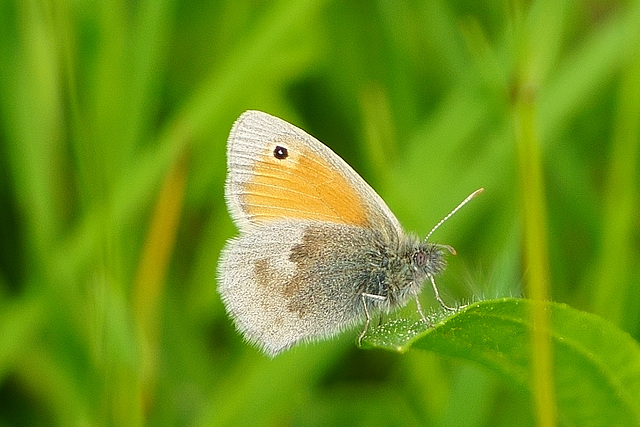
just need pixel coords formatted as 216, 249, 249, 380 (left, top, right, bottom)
273, 145, 288, 160
413, 250, 428, 267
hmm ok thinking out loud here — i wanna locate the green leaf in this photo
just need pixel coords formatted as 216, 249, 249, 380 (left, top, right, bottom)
363, 298, 640, 426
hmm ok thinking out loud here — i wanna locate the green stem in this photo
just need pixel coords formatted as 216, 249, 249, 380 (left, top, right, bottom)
515, 84, 557, 426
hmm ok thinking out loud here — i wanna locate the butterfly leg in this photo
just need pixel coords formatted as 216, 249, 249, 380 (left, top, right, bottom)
429, 275, 456, 312
412, 289, 433, 328
358, 292, 386, 346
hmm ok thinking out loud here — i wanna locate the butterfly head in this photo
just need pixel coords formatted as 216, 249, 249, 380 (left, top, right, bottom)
411, 241, 452, 279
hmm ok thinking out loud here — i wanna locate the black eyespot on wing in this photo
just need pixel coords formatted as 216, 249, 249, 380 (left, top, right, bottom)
274, 145, 288, 160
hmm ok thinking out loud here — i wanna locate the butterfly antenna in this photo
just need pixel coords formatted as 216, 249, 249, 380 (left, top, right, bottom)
425, 188, 484, 242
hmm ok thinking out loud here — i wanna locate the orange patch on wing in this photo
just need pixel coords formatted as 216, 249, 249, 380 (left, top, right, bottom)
242, 141, 369, 226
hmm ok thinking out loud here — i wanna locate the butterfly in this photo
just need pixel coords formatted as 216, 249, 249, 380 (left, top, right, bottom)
218, 110, 482, 356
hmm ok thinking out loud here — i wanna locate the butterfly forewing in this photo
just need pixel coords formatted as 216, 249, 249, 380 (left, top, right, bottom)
224, 111, 402, 238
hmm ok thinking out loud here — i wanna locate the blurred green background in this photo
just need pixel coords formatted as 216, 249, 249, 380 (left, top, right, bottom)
1, 0, 639, 425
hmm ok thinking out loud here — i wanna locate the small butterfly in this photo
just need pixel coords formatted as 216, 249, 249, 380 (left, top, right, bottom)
218, 110, 482, 356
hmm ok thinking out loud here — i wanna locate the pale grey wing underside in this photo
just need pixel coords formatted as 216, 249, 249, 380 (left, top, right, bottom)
217, 220, 379, 356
